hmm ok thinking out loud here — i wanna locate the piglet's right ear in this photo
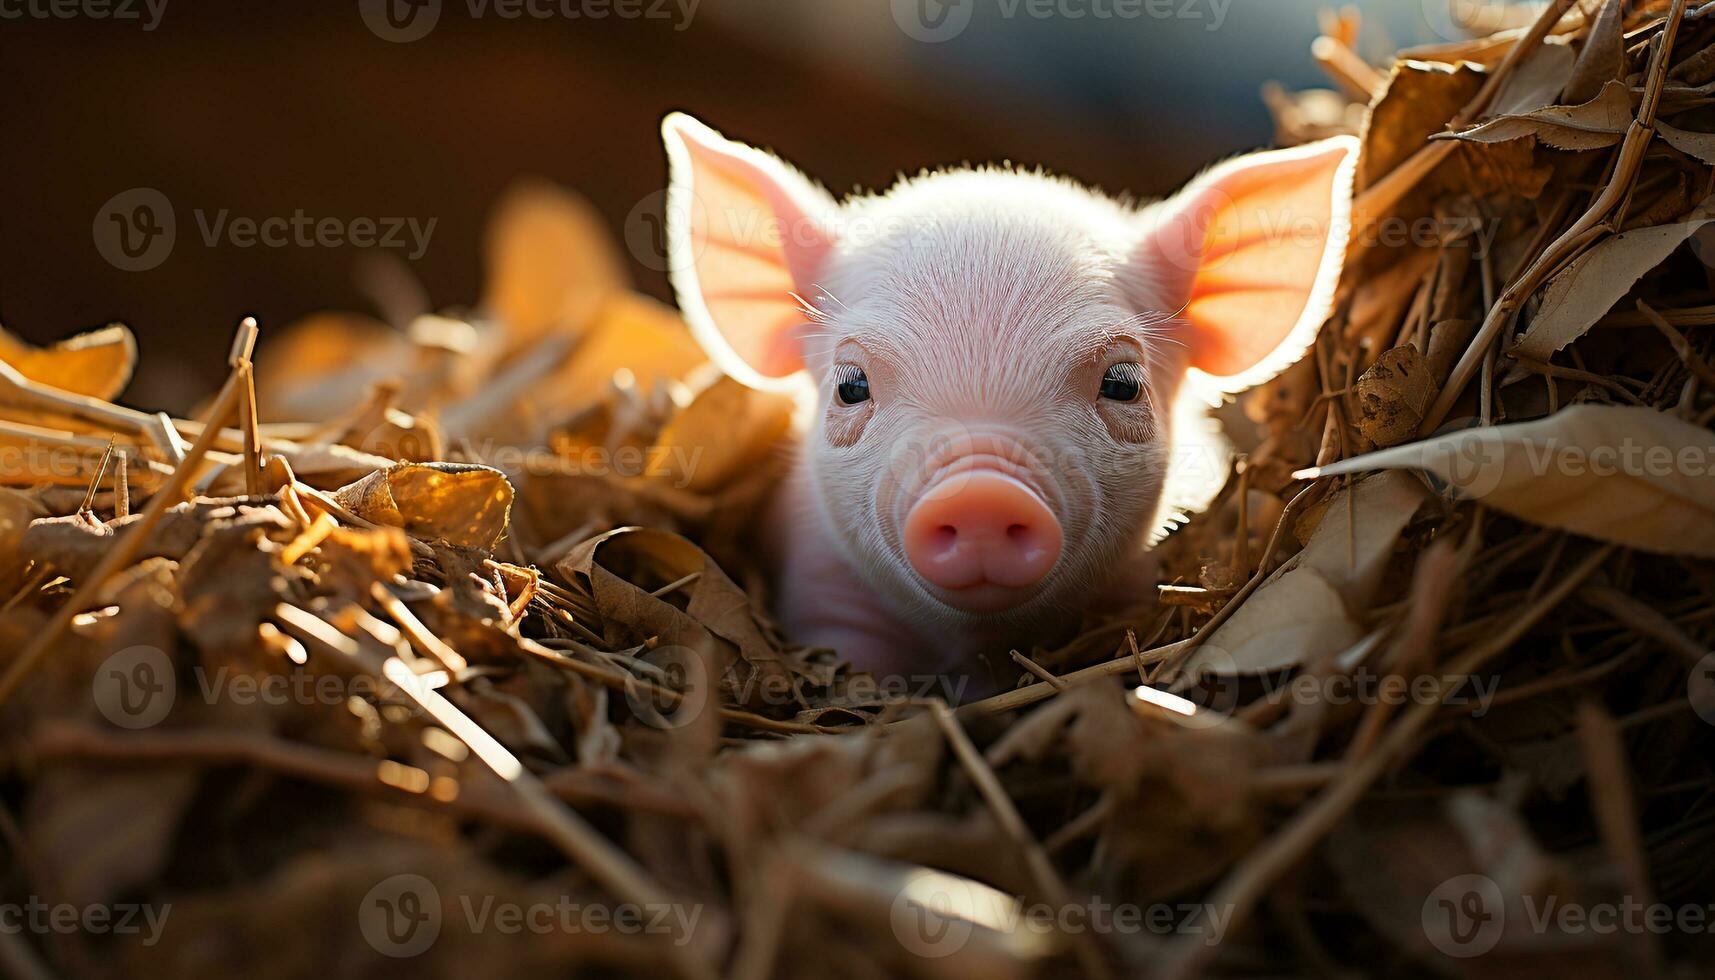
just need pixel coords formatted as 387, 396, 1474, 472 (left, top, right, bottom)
662, 113, 838, 390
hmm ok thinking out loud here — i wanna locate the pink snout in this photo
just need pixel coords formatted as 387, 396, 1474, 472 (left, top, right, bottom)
903, 470, 1062, 612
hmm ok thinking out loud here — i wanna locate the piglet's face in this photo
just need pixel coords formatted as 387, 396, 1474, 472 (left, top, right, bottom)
661, 114, 1356, 626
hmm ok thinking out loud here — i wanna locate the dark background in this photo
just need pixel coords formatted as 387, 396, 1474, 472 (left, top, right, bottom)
0, 0, 1449, 412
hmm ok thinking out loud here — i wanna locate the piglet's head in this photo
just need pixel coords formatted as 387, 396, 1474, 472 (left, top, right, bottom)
662, 113, 1357, 628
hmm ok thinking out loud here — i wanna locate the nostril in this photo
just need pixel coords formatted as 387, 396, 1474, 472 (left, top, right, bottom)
933, 525, 957, 549
1005, 523, 1028, 543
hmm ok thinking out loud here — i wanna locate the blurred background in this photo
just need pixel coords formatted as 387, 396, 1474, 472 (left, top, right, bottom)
0, 0, 1497, 412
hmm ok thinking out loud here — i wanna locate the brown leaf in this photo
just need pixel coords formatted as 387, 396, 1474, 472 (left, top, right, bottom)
1487, 38, 1573, 116
649, 373, 795, 493
332, 462, 514, 549
253, 311, 406, 422
0, 323, 137, 401
1512, 217, 1713, 360
482, 179, 627, 350
1355, 346, 1437, 448
1564, 0, 1627, 104
556, 526, 792, 716
1188, 472, 1424, 675
541, 292, 708, 417
0, 487, 46, 590
1443, 79, 1633, 150
1656, 119, 1715, 165
1309, 405, 1715, 557
1361, 60, 1485, 192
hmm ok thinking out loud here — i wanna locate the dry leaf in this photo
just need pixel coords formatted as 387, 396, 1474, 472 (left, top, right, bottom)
1355, 346, 1437, 448
1487, 39, 1573, 116
1563, 0, 1626, 104
1362, 61, 1485, 191
1186, 472, 1424, 675
332, 462, 513, 549
1308, 405, 1715, 557
649, 374, 795, 493
0, 323, 137, 401
1656, 119, 1715, 164
254, 311, 404, 422
482, 179, 627, 350
546, 292, 708, 414
1457, 136, 1553, 198
1443, 79, 1633, 150
1512, 217, 1714, 360
0, 487, 46, 590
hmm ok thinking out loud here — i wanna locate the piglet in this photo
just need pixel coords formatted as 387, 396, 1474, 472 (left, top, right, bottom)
659, 112, 1357, 691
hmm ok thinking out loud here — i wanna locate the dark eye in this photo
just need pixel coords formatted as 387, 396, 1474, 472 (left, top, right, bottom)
835, 366, 871, 405
1099, 363, 1144, 402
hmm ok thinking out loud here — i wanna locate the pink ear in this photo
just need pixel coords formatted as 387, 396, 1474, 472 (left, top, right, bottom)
662, 113, 837, 390
1132, 136, 1358, 394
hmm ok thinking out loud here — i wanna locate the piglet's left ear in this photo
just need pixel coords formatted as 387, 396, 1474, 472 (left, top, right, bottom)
1130, 136, 1359, 395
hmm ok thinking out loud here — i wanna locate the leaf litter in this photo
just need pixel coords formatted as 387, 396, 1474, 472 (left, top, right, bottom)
4, 3, 1715, 977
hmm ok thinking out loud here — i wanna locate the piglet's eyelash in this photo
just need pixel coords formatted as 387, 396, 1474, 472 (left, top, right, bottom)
831, 364, 865, 386
1104, 362, 1146, 385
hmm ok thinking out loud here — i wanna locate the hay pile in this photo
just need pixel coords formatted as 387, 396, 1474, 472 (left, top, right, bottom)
4, 2, 1715, 977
